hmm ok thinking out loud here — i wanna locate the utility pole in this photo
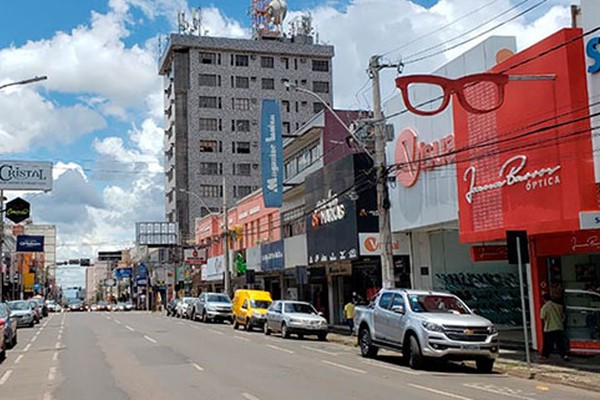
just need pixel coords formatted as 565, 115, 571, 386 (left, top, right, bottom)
368, 55, 399, 289
223, 176, 231, 296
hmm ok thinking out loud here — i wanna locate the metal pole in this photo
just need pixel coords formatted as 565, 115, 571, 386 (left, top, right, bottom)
516, 237, 533, 375
369, 56, 395, 289
223, 176, 231, 296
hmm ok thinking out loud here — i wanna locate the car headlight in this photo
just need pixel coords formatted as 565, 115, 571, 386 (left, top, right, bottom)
422, 321, 444, 333
206, 305, 216, 311
487, 325, 498, 334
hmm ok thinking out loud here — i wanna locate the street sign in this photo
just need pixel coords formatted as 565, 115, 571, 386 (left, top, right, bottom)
5, 197, 30, 224
98, 251, 122, 261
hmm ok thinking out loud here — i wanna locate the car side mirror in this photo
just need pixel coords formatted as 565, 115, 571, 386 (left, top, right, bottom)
318, 311, 325, 317
471, 308, 477, 315
391, 305, 405, 314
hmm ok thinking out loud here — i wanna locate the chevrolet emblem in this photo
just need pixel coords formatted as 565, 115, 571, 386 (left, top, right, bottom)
464, 329, 474, 335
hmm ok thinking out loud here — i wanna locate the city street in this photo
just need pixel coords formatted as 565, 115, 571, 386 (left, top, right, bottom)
0, 312, 598, 400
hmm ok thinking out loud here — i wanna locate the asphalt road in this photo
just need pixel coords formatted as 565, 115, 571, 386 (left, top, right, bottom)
0, 312, 597, 400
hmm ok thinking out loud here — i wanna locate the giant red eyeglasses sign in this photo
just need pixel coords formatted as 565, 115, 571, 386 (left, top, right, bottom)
452, 29, 596, 243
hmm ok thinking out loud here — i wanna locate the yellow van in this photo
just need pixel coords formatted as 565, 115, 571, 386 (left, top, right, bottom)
232, 289, 273, 331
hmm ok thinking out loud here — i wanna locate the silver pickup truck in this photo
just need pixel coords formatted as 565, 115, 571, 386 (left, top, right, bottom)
354, 289, 499, 372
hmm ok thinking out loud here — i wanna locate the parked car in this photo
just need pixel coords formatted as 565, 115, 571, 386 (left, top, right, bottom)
67, 299, 86, 312
0, 310, 5, 361
96, 301, 109, 311
175, 297, 196, 319
265, 300, 328, 340
564, 289, 600, 342
232, 290, 272, 331
46, 300, 59, 313
167, 298, 181, 317
0, 303, 18, 349
32, 297, 48, 317
124, 301, 134, 311
7, 301, 36, 328
354, 289, 499, 372
184, 298, 199, 319
193, 293, 233, 323
28, 300, 42, 323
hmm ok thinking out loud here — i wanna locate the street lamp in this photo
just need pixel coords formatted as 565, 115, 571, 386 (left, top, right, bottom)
0, 76, 47, 91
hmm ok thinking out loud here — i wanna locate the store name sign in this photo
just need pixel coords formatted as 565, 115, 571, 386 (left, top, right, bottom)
0, 161, 53, 191
463, 155, 561, 205
311, 190, 346, 227
394, 128, 455, 188
587, 37, 600, 74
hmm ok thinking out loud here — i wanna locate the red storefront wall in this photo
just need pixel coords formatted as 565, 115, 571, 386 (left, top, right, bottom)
453, 28, 596, 350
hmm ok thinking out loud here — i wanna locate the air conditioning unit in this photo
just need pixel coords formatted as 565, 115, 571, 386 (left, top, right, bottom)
252, 163, 259, 169
250, 54, 256, 60
251, 120, 258, 126
251, 141, 259, 147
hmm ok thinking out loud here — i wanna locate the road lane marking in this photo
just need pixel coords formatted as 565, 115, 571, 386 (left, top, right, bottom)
144, 335, 158, 344
48, 367, 57, 381
31, 336, 37, 343
53, 352, 59, 361
125, 325, 135, 332
114, 319, 122, 325
234, 335, 250, 342
14, 355, 24, 364
107, 316, 112, 320
208, 329, 224, 335
55, 342, 61, 349
267, 344, 295, 354
0, 370, 13, 385
191, 363, 204, 372
23, 344, 31, 352
408, 384, 473, 400
321, 360, 366, 374
462, 384, 536, 400
241, 393, 261, 400
43, 393, 53, 400
301, 346, 338, 356
362, 360, 423, 375
57, 334, 62, 341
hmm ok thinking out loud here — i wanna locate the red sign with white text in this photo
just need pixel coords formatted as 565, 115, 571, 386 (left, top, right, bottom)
454, 29, 596, 243
470, 245, 508, 262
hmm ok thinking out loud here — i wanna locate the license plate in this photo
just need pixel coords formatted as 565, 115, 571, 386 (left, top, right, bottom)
461, 344, 480, 350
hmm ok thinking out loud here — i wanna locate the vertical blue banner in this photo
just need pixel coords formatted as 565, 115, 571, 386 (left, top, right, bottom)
261, 99, 283, 207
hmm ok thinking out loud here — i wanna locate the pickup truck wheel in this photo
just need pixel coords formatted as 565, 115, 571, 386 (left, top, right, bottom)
317, 332, 327, 341
264, 323, 271, 335
476, 358, 495, 373
359, 328, 378, 358
406, 335, 425, 370
202, 311, 208, 323
233, 319, 239, 330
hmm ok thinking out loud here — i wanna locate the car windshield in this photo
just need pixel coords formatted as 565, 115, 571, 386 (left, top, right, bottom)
0, 304, 8, 317
9, 301, 30, 311
207, 294, 230, 303
408, 294, 470, 315
251, 300, 271, 309
284, 302, 317, 314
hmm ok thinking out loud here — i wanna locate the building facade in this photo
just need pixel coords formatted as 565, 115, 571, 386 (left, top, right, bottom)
159, 32, 334, 240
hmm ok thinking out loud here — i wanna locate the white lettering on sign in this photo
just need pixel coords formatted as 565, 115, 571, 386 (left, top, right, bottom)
266, 114, 279, 193
463, 155, 561, 204
311, 190, 346, 227
571, 235, 600, 252
249, 206, 260, 215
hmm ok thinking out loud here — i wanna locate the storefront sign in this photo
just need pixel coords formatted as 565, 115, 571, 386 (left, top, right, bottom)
16, 235, 44, 252
202, 256, 224, 281
246, 245, 262, 272
358, 232, 410, 256
587, 37, 600, 74
184, 248, 206, 265
394, 128, 455, 188
326, 263, 352, 276
261, 99, 283, 207
455, 29, 596, 242
583, 0, 600, 183
0, 161, 52, 191
5, 197, 30, 224
311, 190, 346, 227
261, 240, 285, 271
114, 268, 133, 279
470, 245, 508, 262
579, 211, 600, 230
463, 155, 562, 205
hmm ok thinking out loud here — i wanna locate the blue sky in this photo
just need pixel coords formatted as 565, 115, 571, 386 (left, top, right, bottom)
0, 0, 570, 276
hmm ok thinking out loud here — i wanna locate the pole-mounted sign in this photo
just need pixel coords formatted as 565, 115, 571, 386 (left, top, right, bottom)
5, 197, 30, 224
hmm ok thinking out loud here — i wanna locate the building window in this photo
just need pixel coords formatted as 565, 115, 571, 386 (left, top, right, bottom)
313, 81, 330, 93
199, 140, 222, 153
284, 159, 297, 180
199, 52, 218, 65
232, 141, 251, 154
294, 58, 298, 70
282, 206, 305, 238
313, 102, 325, 113
234, 54, 249, 67
233, 76, 249, 89
233, 163, 251, 176
282, 122, 290, 134
282, 100, 290, 113
232, 98, 251, 111
199, 118, 219, 131
312, 59, 330, 72
295, 102, 299, 113
261, 56, 274, 68
198, 162, 222, 175
199, 96, 221, 109
234, 185, 253, 199
232, 120, 251, 132
281, 57, 289, 69
261, 78, 275, 90
199, 74, 219, 87
198, 185, 223, 198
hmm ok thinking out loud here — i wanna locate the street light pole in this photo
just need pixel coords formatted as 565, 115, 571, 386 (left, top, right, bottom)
222, 176, 231, 296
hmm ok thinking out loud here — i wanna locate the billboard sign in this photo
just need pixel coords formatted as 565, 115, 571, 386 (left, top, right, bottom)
136, 221, 178, 247
582, 0, 600, 182
202, 255, 224, 281
260, 99, 283, 207
183, 248, 206, 265
114, 268, 133, 279
5, 197, 30, 224
358, 232, 410, 256
16, 235, 44, 252
0, 161, 52, 191
261, 240, 285, 271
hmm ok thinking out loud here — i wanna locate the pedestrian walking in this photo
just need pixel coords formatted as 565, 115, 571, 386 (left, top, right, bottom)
540, 293, 568, 361
343, 299, 355, 335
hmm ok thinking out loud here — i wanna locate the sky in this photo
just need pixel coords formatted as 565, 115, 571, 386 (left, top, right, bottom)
0, 0, 575, 268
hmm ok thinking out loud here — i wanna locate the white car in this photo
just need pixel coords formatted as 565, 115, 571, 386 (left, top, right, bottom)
175, 297, 196, 319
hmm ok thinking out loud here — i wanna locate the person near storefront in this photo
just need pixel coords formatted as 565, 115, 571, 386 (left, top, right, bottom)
540, 293, 568, 361
343, 299, 355, 335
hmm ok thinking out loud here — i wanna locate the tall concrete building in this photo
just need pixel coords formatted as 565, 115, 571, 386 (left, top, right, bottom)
158, 14, 334, 240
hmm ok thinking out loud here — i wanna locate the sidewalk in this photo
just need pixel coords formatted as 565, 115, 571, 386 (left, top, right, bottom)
326, 330, 600, 392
